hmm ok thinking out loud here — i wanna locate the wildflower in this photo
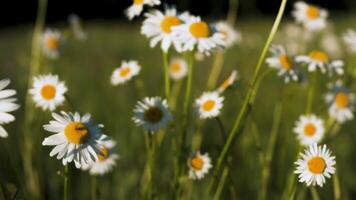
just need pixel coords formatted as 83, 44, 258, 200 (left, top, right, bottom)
325, 81, 354, 123
42, 111, 108, 168
68, 14, 87, 41
292, 1, 328, 31
295, 144, 336, 187
217, 70, 238, 93
42, 29, 63, 59
132, 97, 172, 132
169, 57, 188, 80
111, 60, 141, 85
0, 79, 20, 138
188, 151, 212, 180
195, 91, 224, 119
293, 114, 325, 146
125, 0, 161, 20
342, 29, 356, 53
29, 74, 67, 111
214, 21, 241, 48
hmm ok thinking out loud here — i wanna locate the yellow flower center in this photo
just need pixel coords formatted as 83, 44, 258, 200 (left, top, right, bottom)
120, 67, 131, 77
46, 36, 60, 50
133, 0, 144, 5
161, 16, 181, 33
202, 100, 215, 112
307, 156, 326, 174
41, 85, 56, 100
306, 6, 320, 20
191, 156, 204, 170
144, 107, 163, 123
335, 92, 349, 108
309, 51, 329, 62
189, 22, 210, 38
170, 62, 181, 74
64, 122, 89, 145
97, 147, 109, 161
279, 54, 292, 70
304, 123, 316, 137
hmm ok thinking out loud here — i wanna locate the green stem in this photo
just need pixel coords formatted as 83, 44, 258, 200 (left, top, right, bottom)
207, 52, 225, 90
213, 0, 287, 180
310, 187, 320, 200
306, 72, 318, 114
333, 170, 341, 200
213, 166, 229, 200
91, 176, 97, 200
215, 117, 227, 140
227, 0, 239, 25
162, 52, 170, 99
183, 52, 194, 118
170, 80, 183, 110
64, 165, 69, 200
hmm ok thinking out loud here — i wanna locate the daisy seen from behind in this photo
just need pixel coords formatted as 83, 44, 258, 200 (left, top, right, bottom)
188, 151, 212, 180
125, 0, 161, 20
111, 60, 141, 86
342, 29, 356, 53
292, 1, 328, 31
216, 70, 238, 94
0, 79, 20, 138
195, 91, 224, 119
169, 57, 188, 80
42, 111, 108, 168
29, 74, 67, 111
42, 28, 63, 59
293, 114, 325, 146
295, 144, 336, 187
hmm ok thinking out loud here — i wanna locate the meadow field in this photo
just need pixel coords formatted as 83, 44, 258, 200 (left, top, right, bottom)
1, 1, 356, 199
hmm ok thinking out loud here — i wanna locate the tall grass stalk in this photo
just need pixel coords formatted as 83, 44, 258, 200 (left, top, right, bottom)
306, 72, 318, 114
162, 52, 170, 99
333, 169, 341, 200
64, 165, 69, 200
91, 176, 97, 200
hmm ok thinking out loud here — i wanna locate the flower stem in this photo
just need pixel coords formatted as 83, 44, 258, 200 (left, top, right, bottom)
213, 166, 229, 200
183, 52, 194, 118
64, 165, 69, 200
207, 52, 225, 90
227, 0, 239, 25
91, 176, 97, 200
333, 169, 341, 200
162, 51, 170, 99
310, 187, 320, 200
306, 72, 318, 114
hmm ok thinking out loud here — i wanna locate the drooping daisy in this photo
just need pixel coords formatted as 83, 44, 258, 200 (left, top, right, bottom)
141, 8, 188, 52
110, 60, 141, 86
82, 139, 119, 175
195, 91, 224, 119
292, 1, 328, 31
172, 16, 226, 55
295, 144, 336, 187
214, 21, 241, 48
342, 29, 356, 53
325, 81, 354, 123
29, 74, 67, 111
42, 29, 63, 59
132, 97, 172, 132
169, 57, 188, 80
0, 79, 20, 138
188, 151, 212, 180
217, 70, 238, 93
42, 111, 108, 168
266, 45, 300, 83
68, 14, 87, 41
293, 114, 325, 146
295, 50, 344, 75
125, 0, 161, 20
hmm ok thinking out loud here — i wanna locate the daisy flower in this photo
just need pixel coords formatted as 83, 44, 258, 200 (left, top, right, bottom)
293, 114, 325, 146
68, 14, 87, 41
0, 79, 20, 138
82, 139, 119, 175
266, 45, 300, 83
125, 0, 161, 20
141, 8, 187, 52
216, 70, 238, 93
295, 50, 344, 75
169, 57, 188, 80
110, 60, 141, 85
42, 29, 63, 59
292, 1, 328, 31
29, 74, 67, 111
295, 144, 336, 187
172, 16, 226, 55
195, 91, 224, 119
132, 97, 172, 132
42, 111, 108, 168
214, 21, 241, 48
342, 29, 356, 53
188, 151, 212, 180
325, 81, 354, 123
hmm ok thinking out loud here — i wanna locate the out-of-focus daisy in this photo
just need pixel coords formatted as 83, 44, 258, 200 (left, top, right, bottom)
125, 0, 161, 20
29, 74, 67, 111
68, 14, 87, 41
266, 45, 300, 83
111, 60, 141, 86
295, 50, 344, 75
188, 151, 212, 180
293, 114, 324, 146
325, 81, 354, 123
292, 1, 328, 31
320, 31, 342, 57
217, 70, 238, 93
0, 79, 20, 138
82, 139, 119, 175
141, 8, 188, 52
214, 21, 241, 48
169, 57, 188, 80
42, 29, 63, 59
342, 29, 356, 53
295, 144, 336, 187
132, 97, 172, 132
42, 111, 108, 168
172, 16, 226, 55
195, 91, 224, 119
